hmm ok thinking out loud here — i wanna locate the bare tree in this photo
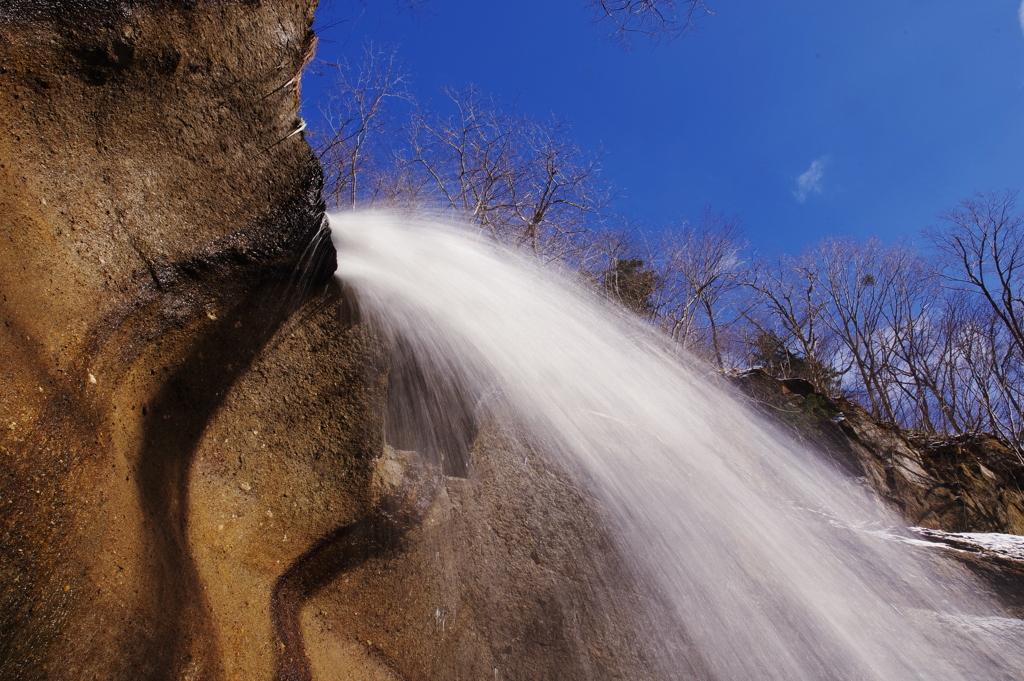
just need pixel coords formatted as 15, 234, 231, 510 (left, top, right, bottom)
312, 44, 412, 209
407, 87, 612, 264
658, 207, 745, 369
313, 54, 611, 265
923, 192, 1024, 450
874, 248, 959, 432
587, 0, 713, 45
928, 191, 1024, 357
812, 237, 910, 422
943, 301, 1024, 444
744, 250, 842, 392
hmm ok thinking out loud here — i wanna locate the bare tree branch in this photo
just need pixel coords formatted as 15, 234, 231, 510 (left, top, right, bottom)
657, 207, 745, 369
586, 0, 713, 46
311, 44, 413, 209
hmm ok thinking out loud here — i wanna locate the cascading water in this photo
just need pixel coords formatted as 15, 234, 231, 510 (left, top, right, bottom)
330, 212, 1020, 680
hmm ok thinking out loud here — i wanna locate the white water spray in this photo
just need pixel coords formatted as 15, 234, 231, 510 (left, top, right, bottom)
331, 212, 1019, 680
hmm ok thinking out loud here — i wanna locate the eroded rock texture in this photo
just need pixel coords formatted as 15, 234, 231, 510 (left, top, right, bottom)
0, 1, 365, 678
0, 3, 664, 680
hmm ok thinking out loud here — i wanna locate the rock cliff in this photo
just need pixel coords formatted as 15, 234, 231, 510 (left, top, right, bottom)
728, 368, 1024, 537
729, 368, 1024, 614
0, 1, 367, 678
3, 3, 1022, 679
0, 3, 662, 679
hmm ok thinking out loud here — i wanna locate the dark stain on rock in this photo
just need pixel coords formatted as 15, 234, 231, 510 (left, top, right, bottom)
272, 455, 441, 681
134, 287, 297, 678
76, 41, 136, 85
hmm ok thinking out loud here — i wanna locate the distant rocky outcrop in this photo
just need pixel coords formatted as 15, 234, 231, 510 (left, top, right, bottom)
729, 368, 1024, 536
729, 368, 1024, 612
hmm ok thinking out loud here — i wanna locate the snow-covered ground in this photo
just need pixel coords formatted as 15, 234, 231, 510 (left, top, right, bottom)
911, 527, 1024, 563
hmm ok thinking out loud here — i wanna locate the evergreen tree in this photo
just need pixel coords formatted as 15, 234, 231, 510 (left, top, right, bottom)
601, 257, 659, 318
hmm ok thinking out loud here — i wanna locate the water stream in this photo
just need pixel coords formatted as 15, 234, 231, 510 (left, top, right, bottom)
331, 212, 1019, 680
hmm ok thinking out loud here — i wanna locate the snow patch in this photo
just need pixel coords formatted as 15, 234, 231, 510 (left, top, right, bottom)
911, 527, 1024, 562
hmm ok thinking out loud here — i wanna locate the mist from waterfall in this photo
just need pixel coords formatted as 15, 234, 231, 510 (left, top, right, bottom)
330, 212, 1018, 680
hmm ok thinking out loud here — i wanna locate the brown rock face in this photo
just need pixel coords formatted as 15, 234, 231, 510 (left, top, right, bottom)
0, 4, 664, 680
0, 1, 352, 678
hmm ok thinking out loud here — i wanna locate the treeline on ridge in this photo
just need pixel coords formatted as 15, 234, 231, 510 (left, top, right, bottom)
311, 45, 1024, 456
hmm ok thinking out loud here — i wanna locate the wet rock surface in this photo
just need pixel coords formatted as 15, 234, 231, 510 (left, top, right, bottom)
301, 420, 699, 681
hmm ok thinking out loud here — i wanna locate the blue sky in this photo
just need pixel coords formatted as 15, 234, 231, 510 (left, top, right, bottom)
302, 0, 1024, 253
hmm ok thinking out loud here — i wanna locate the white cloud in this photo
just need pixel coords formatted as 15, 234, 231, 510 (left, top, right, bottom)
793, 156, 829, 204
1019, 1, 1024, 37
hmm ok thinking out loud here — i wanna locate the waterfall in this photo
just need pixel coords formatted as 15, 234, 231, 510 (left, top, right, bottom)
331, 211, 1017, 680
